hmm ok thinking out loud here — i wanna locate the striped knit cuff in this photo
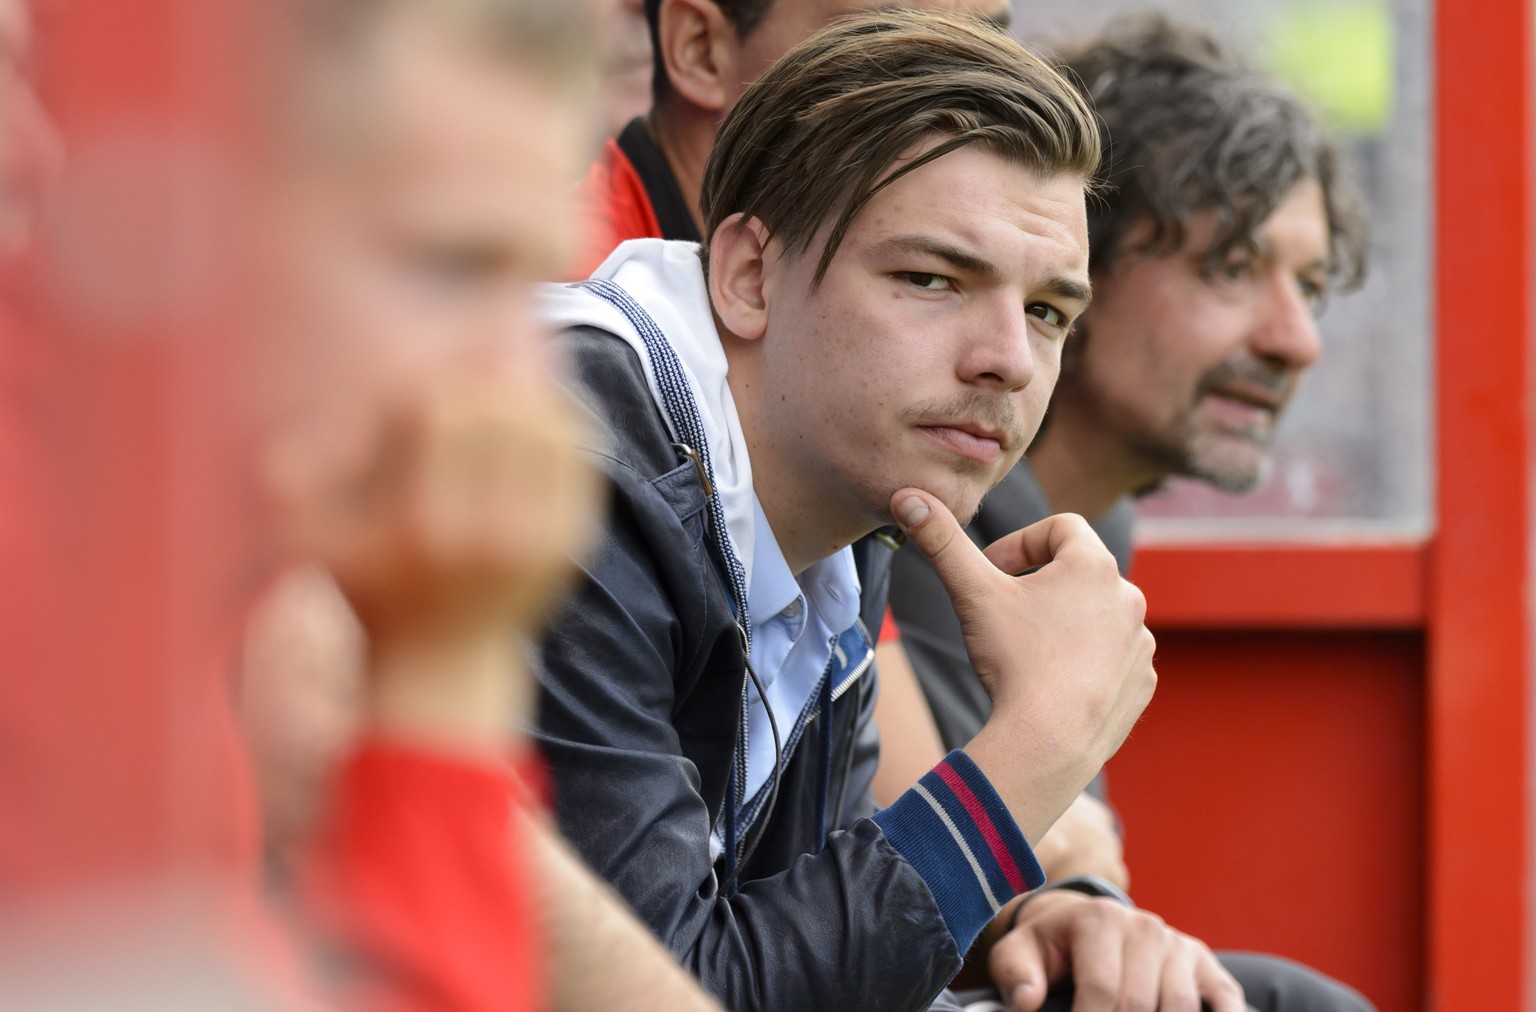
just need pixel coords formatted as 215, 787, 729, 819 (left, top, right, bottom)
871, 749, 1044, 952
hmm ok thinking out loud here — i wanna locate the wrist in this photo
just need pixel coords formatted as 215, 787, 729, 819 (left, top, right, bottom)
963, 725, 1083, 846
367, 628, 528, 756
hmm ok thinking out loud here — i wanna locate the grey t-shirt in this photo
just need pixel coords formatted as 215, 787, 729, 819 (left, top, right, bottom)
887, 459, 1134, 752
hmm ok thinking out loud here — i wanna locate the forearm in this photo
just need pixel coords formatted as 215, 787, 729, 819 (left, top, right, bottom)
962, 723, 1083, 847
366, 630, 528, 757
527, 815, 720, 1012
540, 719, 968, 1011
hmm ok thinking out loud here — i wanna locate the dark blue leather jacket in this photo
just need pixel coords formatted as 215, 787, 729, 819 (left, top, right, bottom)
534, 323, 1039, 1011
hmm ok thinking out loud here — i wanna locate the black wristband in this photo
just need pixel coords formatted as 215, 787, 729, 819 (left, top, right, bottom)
1008, 874, 1134, 932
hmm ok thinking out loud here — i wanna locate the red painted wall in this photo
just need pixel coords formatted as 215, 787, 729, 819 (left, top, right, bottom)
1107, 629, 1425, 1011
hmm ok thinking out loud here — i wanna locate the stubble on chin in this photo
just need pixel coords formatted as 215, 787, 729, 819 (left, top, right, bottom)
1166, 417, 1275, 494
873, 468, 991, 529
1183, 442, 1272, 493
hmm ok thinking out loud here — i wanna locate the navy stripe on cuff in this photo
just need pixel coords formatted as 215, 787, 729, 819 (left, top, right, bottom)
872, 749, 1044, 952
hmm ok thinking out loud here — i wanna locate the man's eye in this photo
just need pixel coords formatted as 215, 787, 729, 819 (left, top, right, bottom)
1298, 275, 1328, 314
899, 272, 952, 292
1027, 302, 1067, 329
406, 244, 505, 287
1216, 258, 1254, 281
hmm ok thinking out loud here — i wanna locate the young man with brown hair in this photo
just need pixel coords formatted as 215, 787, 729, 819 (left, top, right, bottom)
536, 11, 1254, 1011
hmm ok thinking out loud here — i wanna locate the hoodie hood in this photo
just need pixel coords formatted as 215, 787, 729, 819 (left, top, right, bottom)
541, 238, 758, 603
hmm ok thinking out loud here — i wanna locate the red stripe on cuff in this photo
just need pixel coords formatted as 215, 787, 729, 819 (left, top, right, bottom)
935, 760, 1026, 894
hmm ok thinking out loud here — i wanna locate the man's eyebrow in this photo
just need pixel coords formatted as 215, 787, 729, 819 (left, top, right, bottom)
1298, 257, 1332, 279
1041, 274, 1093, 309
872, 235, 1003, 282
873, 235, 1092, 306
1245, 236, 1333, 277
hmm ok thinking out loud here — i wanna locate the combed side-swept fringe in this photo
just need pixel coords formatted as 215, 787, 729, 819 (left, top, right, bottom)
701, 10, 1101, 286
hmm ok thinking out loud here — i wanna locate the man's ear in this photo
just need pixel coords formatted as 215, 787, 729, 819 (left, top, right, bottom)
708, 213, 770, 342
655, 0, 738, 114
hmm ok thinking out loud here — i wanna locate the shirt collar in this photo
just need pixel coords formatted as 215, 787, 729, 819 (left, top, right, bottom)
748, 495, 802, 626
748, 495, 862, 635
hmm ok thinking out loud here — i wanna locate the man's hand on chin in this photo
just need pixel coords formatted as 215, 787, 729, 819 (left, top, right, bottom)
891, 487, 1156, 845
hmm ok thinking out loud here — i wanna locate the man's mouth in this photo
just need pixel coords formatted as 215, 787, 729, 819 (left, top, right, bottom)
1205, 385, 1283, 412
916, 422, 1007, 465
1197, 387, 1287, 436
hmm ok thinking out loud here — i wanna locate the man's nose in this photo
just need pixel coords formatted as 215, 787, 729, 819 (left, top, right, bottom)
961, 297, 1037, 392
1251, 273, 1323, 371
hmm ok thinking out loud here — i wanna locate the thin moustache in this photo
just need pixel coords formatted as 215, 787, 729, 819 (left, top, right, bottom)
906, 396, 1025, 452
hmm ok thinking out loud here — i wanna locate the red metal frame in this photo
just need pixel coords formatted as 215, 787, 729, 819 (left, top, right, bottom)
1427, 0, 1533, 1005
1136, 544, 1427, 629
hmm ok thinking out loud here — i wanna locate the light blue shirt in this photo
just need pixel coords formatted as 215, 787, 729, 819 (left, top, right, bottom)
740, 495, 862, 811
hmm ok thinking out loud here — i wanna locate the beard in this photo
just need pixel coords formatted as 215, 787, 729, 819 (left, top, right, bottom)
1170, 424, 1275, 492
1131, 357, 1295, 494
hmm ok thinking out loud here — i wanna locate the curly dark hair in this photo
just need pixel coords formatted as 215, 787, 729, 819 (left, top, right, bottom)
1059, 13, 1368, 292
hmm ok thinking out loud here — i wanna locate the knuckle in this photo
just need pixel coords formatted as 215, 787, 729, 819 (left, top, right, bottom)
1075, 970, 1117, 1003
1126, 582, 1148, 620
1091, 545, 1121, 580
1212, 976, 1244, 1001
1080, 895, 1123, 928
1125, 910, 1167, 944
1059, 511, 1090, 533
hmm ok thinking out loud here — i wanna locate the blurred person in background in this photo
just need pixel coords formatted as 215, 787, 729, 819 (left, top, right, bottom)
567, 0, 1011, 277
598, 0, 654, 137
253, 0, 723, 1006
257, 1, 721, 1003
240, 566, 365, 874
0, 0, 721, 1007
0, 0, 59, 554
876, 14, 1373, 1011
0, 0, 59, 263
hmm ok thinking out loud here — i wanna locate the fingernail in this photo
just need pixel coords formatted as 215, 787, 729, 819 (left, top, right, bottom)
894, 495, 929, 529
